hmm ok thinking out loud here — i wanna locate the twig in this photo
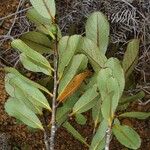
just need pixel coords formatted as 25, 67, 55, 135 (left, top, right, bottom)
49, 35, 58, 150
105, 126, 112, 150
0, 7, 31, 21
0, 0, 23, 47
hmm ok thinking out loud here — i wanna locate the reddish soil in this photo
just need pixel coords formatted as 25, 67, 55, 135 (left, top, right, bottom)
0, 0, 150, 150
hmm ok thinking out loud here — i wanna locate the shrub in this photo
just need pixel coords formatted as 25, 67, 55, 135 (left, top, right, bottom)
4, 0, 150, 150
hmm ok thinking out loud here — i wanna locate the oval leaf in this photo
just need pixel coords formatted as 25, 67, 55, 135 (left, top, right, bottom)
5, 73, 51, 111
5, 67, 52, 96
97, 68, 120, 123
90, 119, 108, 150
11, 39, 53, 75
80, 37, 107, 71
5, 98, 44, 130
92, 99, 102, 128
27, 8, 51, 26
75, 114, 87, 125
58, 54, 88, 94
72, 85, 99, 114
58, 35, 81, 78
119, 91, 145, 105
21, 31, 52, 54
56, 92, 80, 125
30, 0, 56, 20
63, 122, 89, 146
86, 12, 110, 54
122, 39, 140, 77
105, 58, 125, 96
113, 125, 141, 149
119, 112, 150, 120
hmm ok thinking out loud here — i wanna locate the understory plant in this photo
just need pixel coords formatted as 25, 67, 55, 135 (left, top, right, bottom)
4, 0, 150, 150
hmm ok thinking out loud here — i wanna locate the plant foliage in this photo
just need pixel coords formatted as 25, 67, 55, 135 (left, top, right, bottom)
4, 0, 149, 149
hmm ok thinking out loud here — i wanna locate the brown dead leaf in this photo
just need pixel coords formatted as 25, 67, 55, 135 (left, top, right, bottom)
57, 70, 92, 102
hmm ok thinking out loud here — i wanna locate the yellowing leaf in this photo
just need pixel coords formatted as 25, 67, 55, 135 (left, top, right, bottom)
58, 54, 88, 94
57, 70, 92, 102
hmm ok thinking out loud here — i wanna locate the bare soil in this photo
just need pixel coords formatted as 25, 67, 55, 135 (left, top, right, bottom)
0, 0, 150, 150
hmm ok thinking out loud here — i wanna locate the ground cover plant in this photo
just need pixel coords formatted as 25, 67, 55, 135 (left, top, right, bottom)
4, 0, 150, 150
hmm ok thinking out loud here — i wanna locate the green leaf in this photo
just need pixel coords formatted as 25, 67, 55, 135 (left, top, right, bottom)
92, 98, 102, 128
113, 125, 141, 149
75, 114, 87, 125
21, 31, 52, 54
11, 39, 53, 75
5, 73, 51, 112
90, 119, 108, 150
63, 122, 89, 146
81, 73, 98, 92
119, 91, 145, 105
80, 37, 107, 71
58, 35, 81, 78
58, 54, 88, 94
56, 92, 80, 126
97, 68, 120, 121
86, 12, 110, 54
5, 75, 42, 114
5, 67, 52, 96
97, 68, 112, 101
27, 8, 55, 36
72, 85, 99, 114
119, 112, 150, 120
105, 58, 125, 96
27, 8, 51, 25
122, 39, 140, 77
5, 98, 44, 130
30, 0, 56, 20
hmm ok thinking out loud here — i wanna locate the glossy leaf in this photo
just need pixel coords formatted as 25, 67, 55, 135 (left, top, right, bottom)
113, 125, 141, 149
21, 31, 52, 54
58, 54, 88, 94
72, 85, 99, 114
11, 39, 53, 75
119, 112, 150, 120
5, 67, 52, 96
5, 98, 44, 130
122, 39, 140, 77
57, 70, 92, 102
75, 114, 87, 125
80, 37, 107, 71
5, 73, 51, 112
90, 120, 108, 150
58, 35, 82, 78
63, 122, 89, 146
86, 12, 110, 54
30, 0, 56, 20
